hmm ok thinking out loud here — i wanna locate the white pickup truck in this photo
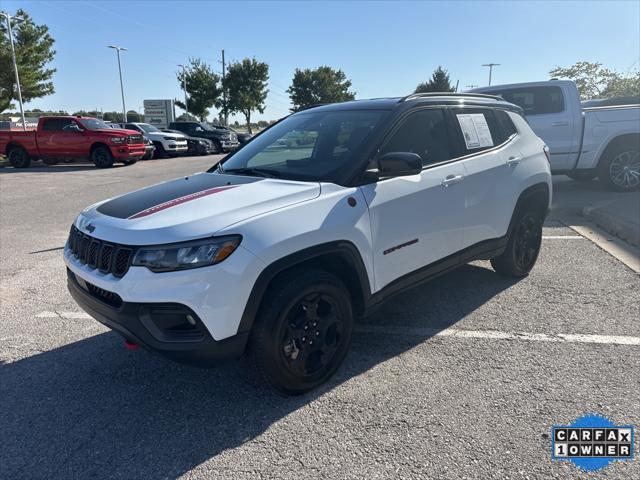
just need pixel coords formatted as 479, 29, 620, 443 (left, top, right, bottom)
472, 80, 640, 191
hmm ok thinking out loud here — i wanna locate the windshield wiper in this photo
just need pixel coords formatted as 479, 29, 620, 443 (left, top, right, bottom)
222, 167, 281, 178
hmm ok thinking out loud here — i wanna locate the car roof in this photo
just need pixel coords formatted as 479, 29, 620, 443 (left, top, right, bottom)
298, 93, 521, 114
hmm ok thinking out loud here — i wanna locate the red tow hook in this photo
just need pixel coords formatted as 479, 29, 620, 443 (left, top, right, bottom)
124, 340, 139, 351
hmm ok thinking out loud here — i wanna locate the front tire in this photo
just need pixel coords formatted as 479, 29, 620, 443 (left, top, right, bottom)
91, 146, 114, 168
153, 142, 166, 159
598, 145, 640, 192
8, 147, 31, 168
491, 210, 543, 277
212, 140, 222, 154
122, 158, 137, 166
250, 269, 353, 395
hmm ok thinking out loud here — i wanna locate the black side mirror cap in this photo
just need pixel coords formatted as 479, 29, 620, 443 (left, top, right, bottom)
377, 152, 422, 177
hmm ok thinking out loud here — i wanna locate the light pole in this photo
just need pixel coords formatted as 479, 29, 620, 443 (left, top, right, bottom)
1, 11, 26, 130
482, 63, 500, 86
108, 45, 127, 122
178, 64, 188, 116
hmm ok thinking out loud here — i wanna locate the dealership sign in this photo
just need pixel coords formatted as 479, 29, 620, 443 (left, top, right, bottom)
143, 99, 175, 128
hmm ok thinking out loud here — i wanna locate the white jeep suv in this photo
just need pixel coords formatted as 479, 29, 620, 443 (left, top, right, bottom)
66, 94, 551, 394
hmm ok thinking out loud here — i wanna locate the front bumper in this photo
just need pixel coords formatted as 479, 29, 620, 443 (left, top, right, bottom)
67, 268, 248, 365
221, 141, 240, 151
111, 144, 146, 160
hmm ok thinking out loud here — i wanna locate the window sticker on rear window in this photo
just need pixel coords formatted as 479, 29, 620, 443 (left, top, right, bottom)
456, 113, 494, 149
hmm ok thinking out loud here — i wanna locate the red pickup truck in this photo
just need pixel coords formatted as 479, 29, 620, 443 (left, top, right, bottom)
0, 116, 146, 169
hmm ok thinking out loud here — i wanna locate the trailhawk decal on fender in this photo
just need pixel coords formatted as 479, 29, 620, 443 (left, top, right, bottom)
128, 185, 237, 219
96, 173, 262, 219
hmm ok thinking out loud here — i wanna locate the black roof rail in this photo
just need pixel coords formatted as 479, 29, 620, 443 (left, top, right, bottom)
294, 103, 326, 112
400, 92, 503, 102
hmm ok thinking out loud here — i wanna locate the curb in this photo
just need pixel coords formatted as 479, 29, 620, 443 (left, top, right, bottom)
582, 205, 640, 248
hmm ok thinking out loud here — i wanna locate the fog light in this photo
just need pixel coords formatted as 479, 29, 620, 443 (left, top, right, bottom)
186, 314, 196, 326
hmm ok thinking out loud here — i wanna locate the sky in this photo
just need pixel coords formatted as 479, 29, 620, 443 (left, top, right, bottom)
2, 0, 639, 123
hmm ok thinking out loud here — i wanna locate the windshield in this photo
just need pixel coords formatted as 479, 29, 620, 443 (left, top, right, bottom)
138, 123, 160, 133
80, 118, 111, 130
218, 109, 385, 182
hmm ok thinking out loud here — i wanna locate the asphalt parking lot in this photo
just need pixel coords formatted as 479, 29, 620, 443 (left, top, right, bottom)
1, 157, 639, 479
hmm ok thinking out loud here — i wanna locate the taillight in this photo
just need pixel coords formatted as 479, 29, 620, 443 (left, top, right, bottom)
543, 145, 550, 164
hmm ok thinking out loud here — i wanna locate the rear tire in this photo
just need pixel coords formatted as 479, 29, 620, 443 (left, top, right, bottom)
8, 147, 31, 168
91, 146, 114, 168
491, 209, 543, 277
598, 144, 640, 192
566, 171, 596, 182
249, 269, 353, 395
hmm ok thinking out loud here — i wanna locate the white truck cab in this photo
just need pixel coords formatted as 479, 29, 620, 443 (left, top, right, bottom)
472, 81, 640, 191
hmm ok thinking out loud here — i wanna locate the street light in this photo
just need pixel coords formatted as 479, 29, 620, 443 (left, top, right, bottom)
1, 11, 26, 130
178, 64, 188, 116
482, 63, 500, 86
108, 45, 127, 122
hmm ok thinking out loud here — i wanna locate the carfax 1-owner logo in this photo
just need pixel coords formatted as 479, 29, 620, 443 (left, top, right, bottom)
552, 414, 635, 471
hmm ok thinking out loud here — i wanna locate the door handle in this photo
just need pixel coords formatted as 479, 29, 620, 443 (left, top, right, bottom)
441, 174, 464, 187
506, 156, 521, 167
551, 121, 569, 127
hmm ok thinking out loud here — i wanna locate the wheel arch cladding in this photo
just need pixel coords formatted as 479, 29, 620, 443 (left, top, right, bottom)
507, 183, 550, 236
237, 241, 371, 335
598, 133, 640, 166
91, 142, 111, 154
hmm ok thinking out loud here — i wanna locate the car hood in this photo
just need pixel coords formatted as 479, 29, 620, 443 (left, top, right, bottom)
147, 131, 184, 140
76, 172, 320, 245
93, 128, 139, 136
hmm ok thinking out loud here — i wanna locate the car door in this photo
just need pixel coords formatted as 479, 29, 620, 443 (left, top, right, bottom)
359, 108, 468, 291
450, 107, 522, 247
39, 118, 85, 157
491, 86, 575, 170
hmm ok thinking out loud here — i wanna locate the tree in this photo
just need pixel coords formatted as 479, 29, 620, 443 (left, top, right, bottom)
175, 58, 221, 121
287, 66, 355, 111
414, 66, 455, 93
602, 72, 640, 98
126, 110, 141, 122
549, 61, 618, 99
0, 9, 56, 112
223, 58, 269, 133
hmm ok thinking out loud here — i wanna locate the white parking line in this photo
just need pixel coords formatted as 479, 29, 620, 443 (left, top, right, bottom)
541, 235, 584, 239
36, 311, 639, 346
355, 325, 640, 346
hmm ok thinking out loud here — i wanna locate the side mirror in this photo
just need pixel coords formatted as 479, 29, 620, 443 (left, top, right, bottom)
377, 152, 422, 177
63, 124, 83, 133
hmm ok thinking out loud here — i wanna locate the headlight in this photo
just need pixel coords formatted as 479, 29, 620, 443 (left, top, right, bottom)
131, 235, 242, 272
199, 140, 209, 146
111, 137, 126, 144
163, 136, 178, 141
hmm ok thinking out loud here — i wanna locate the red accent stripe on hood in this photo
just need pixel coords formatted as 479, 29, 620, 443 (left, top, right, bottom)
127, 185, 238, 219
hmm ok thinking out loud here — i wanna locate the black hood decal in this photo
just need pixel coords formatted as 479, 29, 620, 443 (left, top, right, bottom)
97, 173, 262, 219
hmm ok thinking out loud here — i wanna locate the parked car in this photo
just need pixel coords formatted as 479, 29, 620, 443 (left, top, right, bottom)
472, 81, 640, 191
118, 122, 188, 158
0, 116, 145, 168
169, 121, 239, 152
65, 93, 551, 394
210, 124, 252, 144
141, 135, 156, 160
161, 129, 215, 155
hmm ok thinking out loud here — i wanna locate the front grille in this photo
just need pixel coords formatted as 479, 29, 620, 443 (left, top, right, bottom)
127, 135, 143, 144
67, 269, 123, 307
68, 225, 133, 278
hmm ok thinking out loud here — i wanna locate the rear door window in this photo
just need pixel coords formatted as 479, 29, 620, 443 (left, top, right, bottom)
492, 86, 564, 115
451, 108, 503, 153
